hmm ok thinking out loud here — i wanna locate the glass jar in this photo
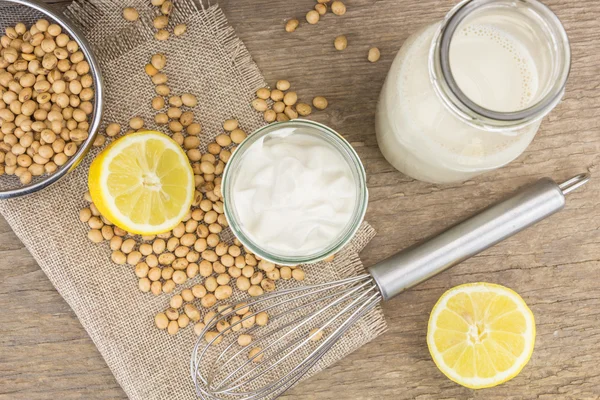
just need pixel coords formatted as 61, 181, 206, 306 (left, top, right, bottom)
222, 120, 368, 266
375, 0, 571, 184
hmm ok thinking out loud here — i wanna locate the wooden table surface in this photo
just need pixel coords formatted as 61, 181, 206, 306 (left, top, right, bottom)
2, 0, 599, 399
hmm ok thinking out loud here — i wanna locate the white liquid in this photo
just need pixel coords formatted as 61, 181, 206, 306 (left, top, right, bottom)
376, 23, 542, 183
451, 24, 538, 112
230, 127, 357, 256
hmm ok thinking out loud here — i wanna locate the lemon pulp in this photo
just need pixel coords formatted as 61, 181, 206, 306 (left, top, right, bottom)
427, 282, 535, 389
88, 131, 194, 235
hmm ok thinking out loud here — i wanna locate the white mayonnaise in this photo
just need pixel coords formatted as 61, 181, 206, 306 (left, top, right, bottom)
229, 126, 357, 257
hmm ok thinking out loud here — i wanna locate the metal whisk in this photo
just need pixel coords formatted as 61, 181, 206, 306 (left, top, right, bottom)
191, 174, 589, 400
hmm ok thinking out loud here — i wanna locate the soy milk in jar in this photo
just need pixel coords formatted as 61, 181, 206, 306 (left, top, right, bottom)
376, 0, 571, 183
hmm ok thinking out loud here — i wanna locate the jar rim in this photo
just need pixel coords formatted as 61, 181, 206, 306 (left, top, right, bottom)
429, 0, 571, 130
222, 119, 369, 266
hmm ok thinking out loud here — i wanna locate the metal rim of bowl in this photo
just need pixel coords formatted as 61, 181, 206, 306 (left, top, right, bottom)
0, 0, 104, 199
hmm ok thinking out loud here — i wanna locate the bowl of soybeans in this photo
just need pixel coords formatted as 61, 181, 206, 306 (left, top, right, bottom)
0, 0, 103, 199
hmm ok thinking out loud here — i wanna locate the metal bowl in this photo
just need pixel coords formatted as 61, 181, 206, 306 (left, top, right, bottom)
0, 0, 103, 199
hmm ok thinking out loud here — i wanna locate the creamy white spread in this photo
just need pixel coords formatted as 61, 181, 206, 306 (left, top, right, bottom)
230, 127, 357, 256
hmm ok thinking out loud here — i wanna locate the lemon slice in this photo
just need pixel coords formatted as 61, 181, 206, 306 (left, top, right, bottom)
427, 282, 535, 389
88, 131, 194, 235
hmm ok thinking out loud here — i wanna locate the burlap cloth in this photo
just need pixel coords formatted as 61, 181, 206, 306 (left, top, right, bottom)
0, 1, 387, 398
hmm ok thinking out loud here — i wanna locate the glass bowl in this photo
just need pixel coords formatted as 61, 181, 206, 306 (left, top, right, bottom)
222, 119, 368, 266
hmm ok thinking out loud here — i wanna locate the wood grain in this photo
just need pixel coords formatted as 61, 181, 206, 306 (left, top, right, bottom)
1, 0, 599, 399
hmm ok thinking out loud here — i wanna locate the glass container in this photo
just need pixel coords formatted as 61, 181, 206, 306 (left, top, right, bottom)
375, 0, 570, 183
222, 120, 368, 266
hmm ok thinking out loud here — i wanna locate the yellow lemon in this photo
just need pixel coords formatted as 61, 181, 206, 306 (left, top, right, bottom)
427, 282, 535, 389
88, 131, 194, 235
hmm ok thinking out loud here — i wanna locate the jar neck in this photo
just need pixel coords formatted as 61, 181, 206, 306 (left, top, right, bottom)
429, 0, 571, 131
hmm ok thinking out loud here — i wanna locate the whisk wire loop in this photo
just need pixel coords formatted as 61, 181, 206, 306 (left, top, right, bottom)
213, 280, 379, 394
192, 274, 382, 400
194, 274, 373, 375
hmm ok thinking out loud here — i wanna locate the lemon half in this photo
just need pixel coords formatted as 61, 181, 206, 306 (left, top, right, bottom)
427, 282, 535, 389
88, 131, 194, 235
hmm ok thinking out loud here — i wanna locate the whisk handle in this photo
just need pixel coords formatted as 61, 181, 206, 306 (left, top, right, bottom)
369, 174, 590, 301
